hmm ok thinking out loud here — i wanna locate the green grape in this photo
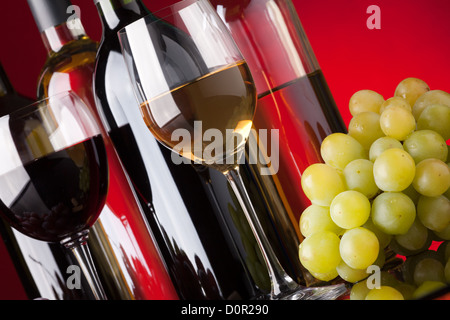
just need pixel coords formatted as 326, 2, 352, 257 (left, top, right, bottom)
320, 133, 367, 170
298, 231, 341, 274
394, 283, 416, 301
330, 190, 371, 229
373, 149, 415, 192
378, 270, 403, 287
241, 233, 261, 267
413, 90, 450, 120
365, 270, 402, 295
413, 281, 447, 299
348, 112, 385, 151
436, 241, 450, 262
417, 195, 450, 232
372, 248, 386, 269
402, 250, 445, 285
336, 260, 368, 283
402, 183, 421, 205
390, 238, 430, 257
339, 227, 379, 270
380, 96, 412, 114
371, 192, 416, 235
301, 163, 346, 206
413, 159, 450, 197
349, 89, 385, 116
310, 269, 339, 282
394, 77, 430, 107
363, 218, 392, 249
444, 161, 450, 191
365, 286, 404, 300
433, 224, 450, 241
393, 218, 430, 255
380, 105, 416, 141
250, 259, 271, 292
413, 258, 446, 286
343, 159, 379, 199
350, 281, 371, 300
403, 130, 448, 164
417, 104, 450, 141
446, 162, 450, 199
369, 136, 403, 162
445, 260, 450, 283
299, 204, 342, 238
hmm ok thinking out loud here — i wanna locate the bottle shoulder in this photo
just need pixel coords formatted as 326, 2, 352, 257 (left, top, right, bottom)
37, 37, 98, 99
94, 35, 125, 92
93, 36, 134, 118
101, 9, 146, 35
97, 35, 121, 58
0, 94, 34, 116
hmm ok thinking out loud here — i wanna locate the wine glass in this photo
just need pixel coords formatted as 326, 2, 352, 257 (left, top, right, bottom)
117, 0, 346, 300
0, 91, 108, 300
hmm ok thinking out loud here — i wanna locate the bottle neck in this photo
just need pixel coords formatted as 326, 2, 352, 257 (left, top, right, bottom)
95, 0, 149, 33
28, 0, 89, 54
41, 19, 88, 54
0, 64, 15, 97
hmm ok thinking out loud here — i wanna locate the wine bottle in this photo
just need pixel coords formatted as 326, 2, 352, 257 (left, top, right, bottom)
211, 0, 347, 224
0, 64, 33, 115
93, 0, 265, 299
27, 0, 178, 300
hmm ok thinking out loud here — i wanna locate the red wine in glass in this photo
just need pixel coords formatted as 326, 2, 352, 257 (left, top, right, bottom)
0, 134, 107, 243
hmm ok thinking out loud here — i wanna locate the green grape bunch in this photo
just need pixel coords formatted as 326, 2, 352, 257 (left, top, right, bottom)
298, 77, 450, 300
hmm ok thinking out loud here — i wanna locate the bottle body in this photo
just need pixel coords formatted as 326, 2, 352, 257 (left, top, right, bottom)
29, 0, 178, 300
93, 0, 262, 299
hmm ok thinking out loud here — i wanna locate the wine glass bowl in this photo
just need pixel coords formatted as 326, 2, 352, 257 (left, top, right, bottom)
139, 62, 256, 171
0, 92, 108, 242
0, 91, 109, 299
118, 0, 256, 172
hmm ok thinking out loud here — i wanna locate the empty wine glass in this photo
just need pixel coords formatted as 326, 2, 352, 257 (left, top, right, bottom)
118, 0, 346, 300
0, 91, 108, 300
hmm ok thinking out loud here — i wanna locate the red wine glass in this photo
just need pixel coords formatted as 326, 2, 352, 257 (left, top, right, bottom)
0, 91, 108, 300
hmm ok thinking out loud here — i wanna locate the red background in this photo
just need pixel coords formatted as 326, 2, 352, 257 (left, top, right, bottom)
1, 0, 450, 299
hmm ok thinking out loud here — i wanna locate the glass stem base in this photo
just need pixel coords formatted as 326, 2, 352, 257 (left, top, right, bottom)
225, 167, 347, 300
255, 283, 349, 300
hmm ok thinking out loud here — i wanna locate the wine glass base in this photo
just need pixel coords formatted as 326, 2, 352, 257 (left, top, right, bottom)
254, 283, 349, 300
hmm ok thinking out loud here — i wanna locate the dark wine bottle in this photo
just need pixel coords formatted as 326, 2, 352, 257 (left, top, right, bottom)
27, 0, 178, 300
93, 0, 264, 299
0, 62, 95, 300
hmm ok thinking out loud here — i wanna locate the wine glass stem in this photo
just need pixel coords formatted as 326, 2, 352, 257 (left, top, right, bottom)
61, 230, 107, 300
224, 167, 299, 298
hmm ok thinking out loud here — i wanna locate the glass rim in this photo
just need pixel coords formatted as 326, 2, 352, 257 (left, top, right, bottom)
117, 0, 204, 37
0, 91, 82, 120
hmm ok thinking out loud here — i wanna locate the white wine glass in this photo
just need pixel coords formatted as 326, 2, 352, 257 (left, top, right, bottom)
118, 0, 346, 300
